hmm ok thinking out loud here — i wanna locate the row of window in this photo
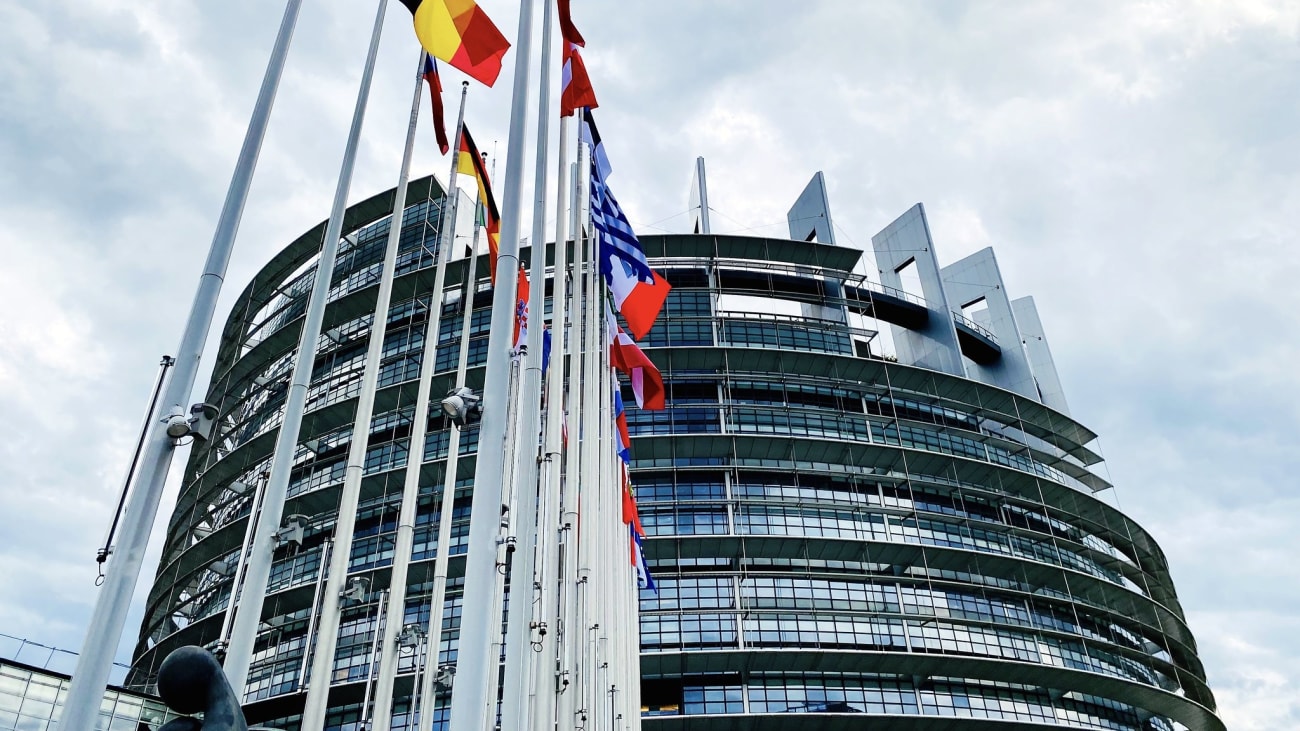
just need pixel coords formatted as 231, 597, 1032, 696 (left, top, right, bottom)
642, 672, 1171, 731
640, 611, 1170, 688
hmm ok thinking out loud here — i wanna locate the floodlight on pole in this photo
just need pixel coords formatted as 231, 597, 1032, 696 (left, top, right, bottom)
440, 387, 482, 426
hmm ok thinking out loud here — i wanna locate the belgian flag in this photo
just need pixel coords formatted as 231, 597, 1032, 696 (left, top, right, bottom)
400, 0, 510, 87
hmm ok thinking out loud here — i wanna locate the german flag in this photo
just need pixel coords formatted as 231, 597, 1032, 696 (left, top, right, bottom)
401, 0, 510, 87
456, 125, 502, 282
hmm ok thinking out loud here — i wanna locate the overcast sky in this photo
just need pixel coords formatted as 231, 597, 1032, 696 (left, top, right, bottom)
1, 1, 1297, 728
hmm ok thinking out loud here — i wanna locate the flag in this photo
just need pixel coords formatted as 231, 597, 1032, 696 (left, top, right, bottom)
610, 337, 665, 412
622, 464, 644, 537
607, 302, 665, 410
560, 42, 598, 117
557, 0, 585, 47
541, 326, 552, 377
422, 56, 451, 155
632, 528, 656, 593
590, 155, 670, 339
514, 265, 530, 352
602, 254, 671, 342
580, 108, 611, 181
456, 126, 502, 282
613, 389, 632, 462
402, 0, 511, 87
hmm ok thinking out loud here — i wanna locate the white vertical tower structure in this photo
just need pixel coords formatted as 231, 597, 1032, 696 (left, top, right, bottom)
786, 170, 836, 244
940, 247, 1040, 399
687, 156, 711, 235
872, 203, 966, 376
1013, 295, 1072, 415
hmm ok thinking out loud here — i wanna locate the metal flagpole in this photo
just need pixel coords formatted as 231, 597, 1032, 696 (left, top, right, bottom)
556, 149, 583, 731
58, 2, 303, 727
216, 473, 267, 653
366, 59, 462, 728
417, 191, 485, 724
579, 160, 602, 731
501, 0, 555, 727
363, 67, 463, 731
533, 98, 573, 731
224, 0, 389, 696
299, 46, 440, 731
449, 0, 539, 726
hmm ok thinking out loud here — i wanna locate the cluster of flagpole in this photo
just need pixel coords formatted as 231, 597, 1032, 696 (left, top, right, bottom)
65, 0, 678, 729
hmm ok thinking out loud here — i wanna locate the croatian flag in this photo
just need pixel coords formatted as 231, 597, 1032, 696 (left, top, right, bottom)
513, 265, 530, 353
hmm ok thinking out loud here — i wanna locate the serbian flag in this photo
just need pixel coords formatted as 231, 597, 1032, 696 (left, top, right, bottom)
402, 0, 510, 87
560, 42, 598, 117
422, 56, 451, 155
632, 528, 656, 593
557, 0, 585, 47
456, 126, 502, 282
513, 265, 530, 352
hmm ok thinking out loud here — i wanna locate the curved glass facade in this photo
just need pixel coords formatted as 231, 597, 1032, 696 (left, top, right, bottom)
131, 179, 1221, 731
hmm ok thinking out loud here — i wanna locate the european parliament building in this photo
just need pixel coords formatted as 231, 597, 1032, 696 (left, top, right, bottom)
129, 170, 1223, 731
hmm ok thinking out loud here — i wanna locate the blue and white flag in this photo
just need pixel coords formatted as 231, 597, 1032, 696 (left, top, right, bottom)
589, 155, 654, 284
580, 107, 611, 181
632, 526, 656, 593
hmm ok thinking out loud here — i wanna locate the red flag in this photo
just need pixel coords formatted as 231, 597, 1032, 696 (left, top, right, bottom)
513, 265, 530, 350
557, 0, 586, 47
422, 56, 450, 155
610, 336, 664, 411
560, 42, 598, 117
622, 465, 644, 536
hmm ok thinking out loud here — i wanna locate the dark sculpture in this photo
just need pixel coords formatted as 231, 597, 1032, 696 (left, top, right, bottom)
154, 646, 248, 731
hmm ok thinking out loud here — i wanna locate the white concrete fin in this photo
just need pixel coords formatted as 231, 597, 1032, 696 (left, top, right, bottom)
787, 171, 836, 244
687, 156, 711, 234
872, 203, 965, 376
941, 247, 1039, 399
1012, 296, 1072, 416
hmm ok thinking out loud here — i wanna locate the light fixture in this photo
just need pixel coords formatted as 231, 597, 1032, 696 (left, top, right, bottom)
275, 514, 309, 547
208, 560, 235, 578
397, 624, 424, 649
163, 403, 220, 440
228, 480, 253, 496
440, 387, 482, 427
341, 576, 370, 603
302, 439, 326, 455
